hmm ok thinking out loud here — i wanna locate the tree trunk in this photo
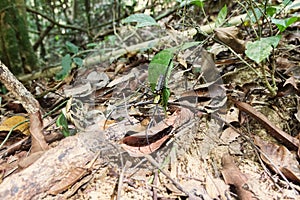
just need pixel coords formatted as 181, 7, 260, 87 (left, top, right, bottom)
0, 0, 38, 75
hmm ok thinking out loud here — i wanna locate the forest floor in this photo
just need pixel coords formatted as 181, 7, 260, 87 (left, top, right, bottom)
0, 2, 300, 200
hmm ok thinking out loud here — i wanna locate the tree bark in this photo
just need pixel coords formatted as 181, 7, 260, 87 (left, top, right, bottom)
0, 0, 38, 75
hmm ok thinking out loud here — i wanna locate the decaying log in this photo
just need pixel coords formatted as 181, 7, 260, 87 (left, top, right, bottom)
0, 130, 111, 200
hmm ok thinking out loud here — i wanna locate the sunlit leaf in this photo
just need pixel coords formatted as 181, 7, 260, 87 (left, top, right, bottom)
122, 13, 158, 28
215, 4, 227, 27
177, 0, 204, 8
56, 54, 72, 80
271, 17, 299, 32
245, 35, 281, 64
0, 116, 29, 135
66, 41, 79, 54
266, 6, 277, 17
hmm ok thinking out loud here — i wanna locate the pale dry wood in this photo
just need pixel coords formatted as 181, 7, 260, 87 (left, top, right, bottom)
0, 61, 48, 152
0, 130, 108, 200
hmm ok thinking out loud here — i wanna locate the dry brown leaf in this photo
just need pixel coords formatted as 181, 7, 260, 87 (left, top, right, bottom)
29, 112, 49, 153
234, 101, 299, 150
221, 154, 254, 200
120, 108, 194, 157
0, 115, 30, 135
254, 136, 300, 183
220, 127, 240, 144
276, 57, 293, 70
214, 27, 246, 54
283, 76, 298, 90
120, 126, 172, 157
205, 174, 229, 199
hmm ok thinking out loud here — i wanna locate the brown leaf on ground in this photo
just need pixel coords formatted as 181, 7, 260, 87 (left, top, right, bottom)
120, 108, 194, 157
205, 174, 229, 199
29, 111, 49, 153
234, 100, 299, 150
276, 57, 293, 70
254, 136, 300, 183
120, 126, 172, 157
221, 154, 254, 200
283, 76, 298, 90
214, 27, 246, 53
0, 115, 30, 135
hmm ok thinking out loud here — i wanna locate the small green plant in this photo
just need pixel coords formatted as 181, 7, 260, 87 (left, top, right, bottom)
56, 112, 70, 137
245, 35, 281, 96
122, 13, 159, 28
148, 49, 174, 109
243, 0, 299, 96
56, 41, 83, 80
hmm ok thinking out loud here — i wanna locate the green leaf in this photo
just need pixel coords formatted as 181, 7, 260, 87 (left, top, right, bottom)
215, 4, 227, 27
56, 112, 70, 137
266, 6, 277, 17
247, 8, 263, 23
86, 43, 97, 48
122, 13, 158, 28
66, 41, 79, 54
148, 49, 174, 91
73, 57, 83, 67
271, 17, 299, 32
161, 88, 170, 109
189, 0, 204, 8
177, 0, 204, 8
56, 54, 72, 80
245, 35, 281, 64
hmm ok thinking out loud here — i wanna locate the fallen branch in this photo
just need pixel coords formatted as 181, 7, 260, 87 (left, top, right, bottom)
0, 61, 48, 152
234, 100, 299, 150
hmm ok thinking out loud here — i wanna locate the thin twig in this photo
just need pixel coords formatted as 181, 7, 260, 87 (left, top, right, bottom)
144, 154, 191, 197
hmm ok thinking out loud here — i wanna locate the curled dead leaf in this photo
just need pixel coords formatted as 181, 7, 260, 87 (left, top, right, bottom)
254, 136, 300, 183
221, 154, 254, 200
120, 126, 173, 157
214, 27, 246, 54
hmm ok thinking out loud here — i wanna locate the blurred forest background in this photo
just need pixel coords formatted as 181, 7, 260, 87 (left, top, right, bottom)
0, 0, 230, 75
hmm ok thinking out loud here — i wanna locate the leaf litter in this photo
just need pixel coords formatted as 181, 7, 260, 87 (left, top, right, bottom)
1, 2, 300, 200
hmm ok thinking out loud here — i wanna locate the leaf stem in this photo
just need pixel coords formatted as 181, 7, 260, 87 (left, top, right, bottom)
260, 62, 277, 96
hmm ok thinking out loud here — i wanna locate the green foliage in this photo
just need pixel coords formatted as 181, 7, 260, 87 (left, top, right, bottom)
245, 35, 281, 64
177, 0, 205, 8
148, 49, 174, 91
215, 5, 227, 27
122, 13, 158, 28
56, 42, 83, 80
56, 112, 70, 137
66, 41, 79, 54
271, 17, 299, 32
265, 6, 277, 17
56, 54, 72, 80
148, 42, 200, 108
247, 8, 263, 23
148, 49, 174, 108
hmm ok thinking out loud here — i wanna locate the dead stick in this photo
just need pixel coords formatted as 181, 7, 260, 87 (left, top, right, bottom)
0, 61, 48, 152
